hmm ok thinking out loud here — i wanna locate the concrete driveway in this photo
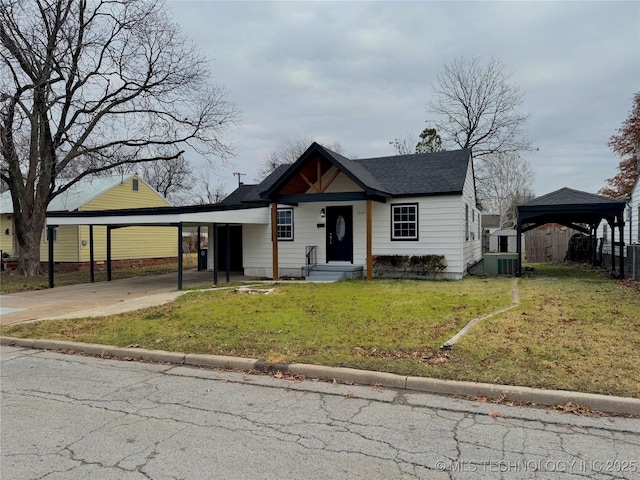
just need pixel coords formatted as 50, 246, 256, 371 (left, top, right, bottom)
0, 270, 250, 326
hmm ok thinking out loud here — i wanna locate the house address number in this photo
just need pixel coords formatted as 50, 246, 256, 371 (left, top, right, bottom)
356, 210, 365, 215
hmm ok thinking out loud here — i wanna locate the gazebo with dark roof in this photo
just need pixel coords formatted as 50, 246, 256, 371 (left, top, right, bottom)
516, 187, 627, 277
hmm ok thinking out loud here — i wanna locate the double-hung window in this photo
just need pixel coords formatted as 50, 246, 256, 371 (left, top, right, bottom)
45, 227, 58, 243
277, 208, 294, 241
465, 204, 469, 241
391, 203, 418, 240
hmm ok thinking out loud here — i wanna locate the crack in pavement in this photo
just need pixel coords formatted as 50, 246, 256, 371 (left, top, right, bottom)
3, 347, 639, 480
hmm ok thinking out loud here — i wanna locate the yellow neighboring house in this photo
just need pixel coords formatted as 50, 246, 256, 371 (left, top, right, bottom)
0, 174, 177, 269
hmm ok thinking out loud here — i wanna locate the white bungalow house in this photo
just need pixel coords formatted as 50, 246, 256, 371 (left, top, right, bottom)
45, 143, 483, 284
218, 143, 482, 280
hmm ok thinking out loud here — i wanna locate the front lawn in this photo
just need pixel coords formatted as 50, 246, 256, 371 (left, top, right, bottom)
3, 264, 639, 398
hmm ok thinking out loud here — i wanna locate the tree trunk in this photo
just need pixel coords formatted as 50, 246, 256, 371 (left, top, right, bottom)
16, 232, 43, 276
13, 208, 46, 276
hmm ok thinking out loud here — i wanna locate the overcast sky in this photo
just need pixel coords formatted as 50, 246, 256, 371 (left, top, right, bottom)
168, 0, 639, 198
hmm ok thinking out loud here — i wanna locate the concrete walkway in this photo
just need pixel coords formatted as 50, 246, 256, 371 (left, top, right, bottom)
0, 270, 251, 326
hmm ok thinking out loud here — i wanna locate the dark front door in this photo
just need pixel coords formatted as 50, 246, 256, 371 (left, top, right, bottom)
326, 206, 353, 262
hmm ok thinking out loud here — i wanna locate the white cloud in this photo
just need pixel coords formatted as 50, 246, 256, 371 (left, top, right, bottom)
168, 0, 640, 196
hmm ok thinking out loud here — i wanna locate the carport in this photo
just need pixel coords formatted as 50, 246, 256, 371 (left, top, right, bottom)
45, 203, 270, 289
516, 187, 627, 278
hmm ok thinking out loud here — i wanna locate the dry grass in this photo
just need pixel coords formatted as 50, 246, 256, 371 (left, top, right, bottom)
3, 263, 639, 398
432, 264, 640, 397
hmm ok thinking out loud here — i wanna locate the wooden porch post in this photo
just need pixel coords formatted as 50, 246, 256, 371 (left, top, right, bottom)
366, 199, 372, 281
271, 203, 279, 280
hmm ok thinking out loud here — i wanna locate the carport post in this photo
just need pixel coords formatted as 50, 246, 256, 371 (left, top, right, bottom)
590, 224, 597, 268
213, 223, 218, 284
89, 225, 95, 283
177, 223, 183, 290
226, 223, 231, 283
47, 225, 56, 288
197, 226, 202, 271
619, 215, 624, 279
106, 226, 112, 281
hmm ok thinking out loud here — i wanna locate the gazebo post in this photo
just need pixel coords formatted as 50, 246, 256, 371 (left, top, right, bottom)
590, 224, 597, 268
619, 214, 625, 279
610, 220, 616, 274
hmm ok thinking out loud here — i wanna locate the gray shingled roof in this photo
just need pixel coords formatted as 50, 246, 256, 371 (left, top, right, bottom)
522, 187, 624, 206
355, 149, 471, 196
256, 143, 471, 201
219, 165, 290, 206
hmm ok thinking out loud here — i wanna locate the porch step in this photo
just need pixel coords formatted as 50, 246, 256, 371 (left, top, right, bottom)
305, 264, 364, 282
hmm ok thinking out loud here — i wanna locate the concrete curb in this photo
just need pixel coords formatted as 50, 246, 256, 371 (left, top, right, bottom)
2, 336, 639, 416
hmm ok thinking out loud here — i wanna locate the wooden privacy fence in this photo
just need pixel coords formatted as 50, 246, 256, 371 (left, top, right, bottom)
524, 225, 581, 262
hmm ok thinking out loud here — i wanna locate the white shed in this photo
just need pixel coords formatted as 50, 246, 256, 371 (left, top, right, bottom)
489, 228, 524, 253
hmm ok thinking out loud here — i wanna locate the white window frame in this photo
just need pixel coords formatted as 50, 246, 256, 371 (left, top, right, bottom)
465, 204, 469, 241
391, 203, 419, 241
44, 227, 58, 243
132, 179, 139, 191
276, 208, 294, 241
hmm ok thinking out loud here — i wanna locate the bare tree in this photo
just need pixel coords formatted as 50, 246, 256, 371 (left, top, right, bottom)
137, 156, 194, 204
190, 166, 227, 205
428, 57, 532, 158
389, 132, 418, 155
258, 136, 345, 179
0, 0, 238, 275
476, 152, 535, 228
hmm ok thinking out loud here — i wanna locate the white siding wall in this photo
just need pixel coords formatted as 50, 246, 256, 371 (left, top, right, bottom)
461, 160, 482, 268
243, 197, 473, 279
243, 158, 482, 279
596, 197, 636, 257
630, 180, 639, 245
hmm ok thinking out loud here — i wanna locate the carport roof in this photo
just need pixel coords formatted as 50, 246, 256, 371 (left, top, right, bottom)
517, 187, 626, 227
46, 202, 270, 226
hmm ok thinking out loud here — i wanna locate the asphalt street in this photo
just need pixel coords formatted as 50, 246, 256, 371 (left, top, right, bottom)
2, 345, 639, 480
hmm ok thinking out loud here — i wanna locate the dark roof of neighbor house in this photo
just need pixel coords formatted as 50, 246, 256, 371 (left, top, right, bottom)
218, 165, 290, 206
224, 143, 472, 206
